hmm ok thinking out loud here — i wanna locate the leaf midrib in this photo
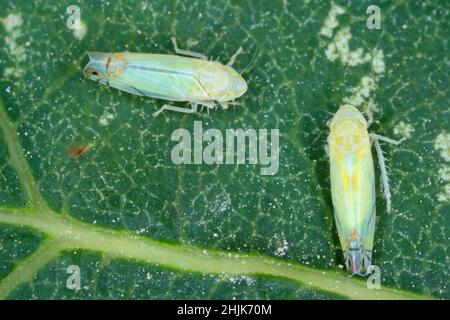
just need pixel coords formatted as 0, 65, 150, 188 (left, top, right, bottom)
0, 208, 430, 300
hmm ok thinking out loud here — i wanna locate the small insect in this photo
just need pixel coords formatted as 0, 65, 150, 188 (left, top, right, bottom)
327, 104, 403, 276
68, 142, 95, 158
83, 37, 248, 116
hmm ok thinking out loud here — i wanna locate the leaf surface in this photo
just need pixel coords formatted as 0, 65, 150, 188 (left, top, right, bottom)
0, 0, 448, 299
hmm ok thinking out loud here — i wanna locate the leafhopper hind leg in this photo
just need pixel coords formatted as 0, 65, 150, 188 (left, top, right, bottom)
153, 102, 198, 117
370, 133, 405, 213
171, 37, 208, 60
226, 46, 243, 67
371, 134, 405, 145
153, 101, 216, 117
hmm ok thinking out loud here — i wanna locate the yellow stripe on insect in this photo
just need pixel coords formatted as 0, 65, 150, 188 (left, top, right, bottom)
327, 104, 403, 276
83, 37, 248, 116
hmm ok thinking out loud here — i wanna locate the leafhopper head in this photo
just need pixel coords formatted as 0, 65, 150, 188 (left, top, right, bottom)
328, 104, 369, 152
329, 104, 368, 129
221, 65, 247, 100
83, 52, 126, 85
83, 52, 110, 82
198, 62, 247, 102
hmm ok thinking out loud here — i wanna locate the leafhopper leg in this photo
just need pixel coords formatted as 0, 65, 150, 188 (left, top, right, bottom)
364, 107, 374, 127
370, 133, 405, 145
370, 134, 403, 213
218, 101, 239, 110
153, 102, 198, 117
170, 37, 208, 60
372, 138, 392, 212
226, 46, 243, 67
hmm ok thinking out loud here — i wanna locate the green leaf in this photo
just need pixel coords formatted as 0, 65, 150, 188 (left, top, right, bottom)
0, 0, 447, 299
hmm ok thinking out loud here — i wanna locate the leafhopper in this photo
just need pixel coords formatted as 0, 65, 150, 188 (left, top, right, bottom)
327, 104, 403, 276
83, 38, 247, 116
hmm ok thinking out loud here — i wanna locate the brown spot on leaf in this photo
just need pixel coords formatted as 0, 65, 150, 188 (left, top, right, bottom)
68, 143, 94, 158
